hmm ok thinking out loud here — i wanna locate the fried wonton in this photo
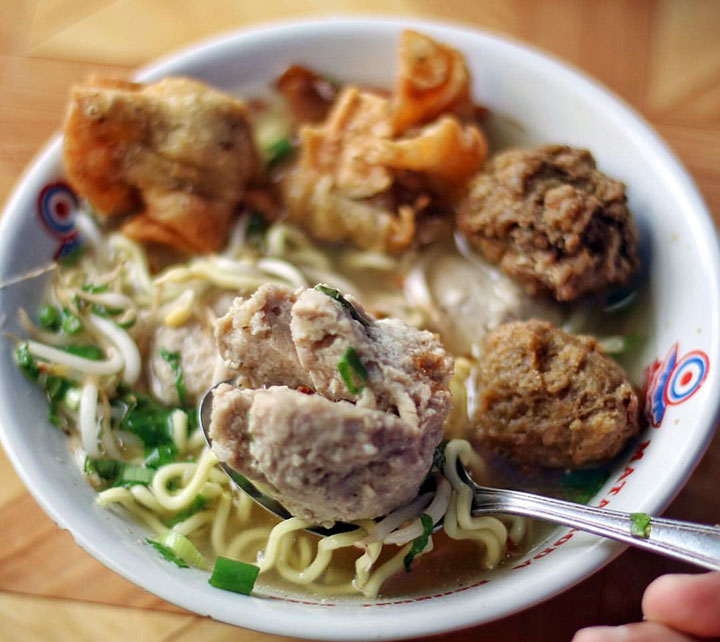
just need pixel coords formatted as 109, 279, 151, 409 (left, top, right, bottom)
282, 31, 486, 253
63, 76, 258, 253
392, 30, 473, 134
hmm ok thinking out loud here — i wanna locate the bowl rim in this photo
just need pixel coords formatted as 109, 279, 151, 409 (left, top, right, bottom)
1, 15, 720, 641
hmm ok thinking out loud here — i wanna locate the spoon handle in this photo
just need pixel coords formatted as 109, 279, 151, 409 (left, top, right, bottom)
472, 487, 720, 571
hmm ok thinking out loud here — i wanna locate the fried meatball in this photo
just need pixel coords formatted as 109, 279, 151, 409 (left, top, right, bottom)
471, 320, 639, 468
457, 145, 639, 301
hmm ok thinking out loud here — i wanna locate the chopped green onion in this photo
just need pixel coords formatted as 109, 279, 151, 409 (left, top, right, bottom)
61, 308, 83, 335
59, 245, 84, 266
149, 531, 207, 569
433, 440, 449, 472
16, 343, 40, 381
44, 376, 73, 426
209, 556, 259, 595
118, 392, 176, 446
630, 512, 652, 539
117, 318, 136, 329
44, 375, 69, 401
81, 283, 108, 294
144, 444, 177, 469
167, 495, 209, 527
48, 406, 61, 426
115, 465, 155, 487
246, 210, 269, 237
265, 137, 295, 168
84, 457, 123, 481
146, 538, 188, 568
338, 347, 367, 395
122, 408, 175, 446
38, 305, 61, 331
403, 513, 434, 572
61, 345, 104, 360
314, 284, 371, 327
91, 303, 123, 317
159, 349, 187, 407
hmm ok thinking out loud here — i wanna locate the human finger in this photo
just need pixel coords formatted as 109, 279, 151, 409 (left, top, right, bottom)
572, 621, 696, 642
642, 572, 720, 638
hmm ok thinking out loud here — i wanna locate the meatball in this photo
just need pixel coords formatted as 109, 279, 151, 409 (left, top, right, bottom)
211, 284, 453, 523
210, 385, 434, 524
457, 145, 639, 301
148, 321, 223, 406
216, 284, 453, 430
471, 320, 639, 469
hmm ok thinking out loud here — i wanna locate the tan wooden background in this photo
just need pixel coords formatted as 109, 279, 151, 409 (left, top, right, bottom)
2, 1, 720, 640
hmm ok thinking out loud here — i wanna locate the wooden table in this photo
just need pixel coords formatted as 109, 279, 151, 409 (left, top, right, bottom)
2, 2, 719, 640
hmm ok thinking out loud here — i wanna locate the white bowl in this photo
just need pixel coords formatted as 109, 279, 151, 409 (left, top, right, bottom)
1, 17, 719, 641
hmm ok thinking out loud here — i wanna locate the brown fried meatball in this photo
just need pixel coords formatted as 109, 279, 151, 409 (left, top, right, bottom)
457, 145, 639, 301
471, 320, 639, 469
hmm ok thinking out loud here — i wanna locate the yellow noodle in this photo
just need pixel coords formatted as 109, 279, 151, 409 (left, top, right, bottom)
151, 449, 218, 511
211, 492, 232, 556
172, 510, 214, 536
96, 488, 167, 534
226, 527, 273, 560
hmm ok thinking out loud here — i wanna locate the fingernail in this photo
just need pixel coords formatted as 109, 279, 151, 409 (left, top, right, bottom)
572, 626, 627, 642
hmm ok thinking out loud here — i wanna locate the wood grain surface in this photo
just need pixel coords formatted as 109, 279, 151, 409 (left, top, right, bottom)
1, 1, 719, 640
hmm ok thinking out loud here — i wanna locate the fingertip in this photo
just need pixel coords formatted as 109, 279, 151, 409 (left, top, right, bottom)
642, 572, 720, 637
572, 626, 622, 642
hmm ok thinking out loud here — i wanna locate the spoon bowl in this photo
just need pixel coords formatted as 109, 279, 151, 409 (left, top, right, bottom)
198, 381, 357, 537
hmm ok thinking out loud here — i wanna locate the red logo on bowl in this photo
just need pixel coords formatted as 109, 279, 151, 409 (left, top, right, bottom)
37, 181, 83, 261
645, 343, 709, 427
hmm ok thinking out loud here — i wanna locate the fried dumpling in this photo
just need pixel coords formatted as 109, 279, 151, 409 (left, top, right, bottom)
392, 30, 473, 134
283, 78, 486, 252
63, 76, 259, 253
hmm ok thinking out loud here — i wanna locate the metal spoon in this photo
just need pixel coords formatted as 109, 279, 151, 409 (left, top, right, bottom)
198, 382, 355, 536
200, 383, 720, 569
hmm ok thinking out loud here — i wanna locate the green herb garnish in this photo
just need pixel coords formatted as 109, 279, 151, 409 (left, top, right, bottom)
44, 375, 73, 425
84, 457, 124, 481
122, 406, 175, 446
16, 343, 39, 380
167, 495, 209, 527
146, 538, 189, 568
59, 244, 85, 266
209, 556, 260, 594
38, 305, 61, 331
144, 443, 178, 470
433, 440, 449, 472
61, 308, 83, 335
81, 283, 109, 294
315, 284, 370, 327
117, 318, 137, 329
159, 349, 187, 407
113, 465, 155, 488
246, 210, 269, 237
61, 345, 104, 360
91, 304, 123, 317
266, 137, 295, 169
338, 347, 367, 395
630, 512, 652, 539
403, 513, 434, 572
149, 531, 207, 569
115, 392, 176, 446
